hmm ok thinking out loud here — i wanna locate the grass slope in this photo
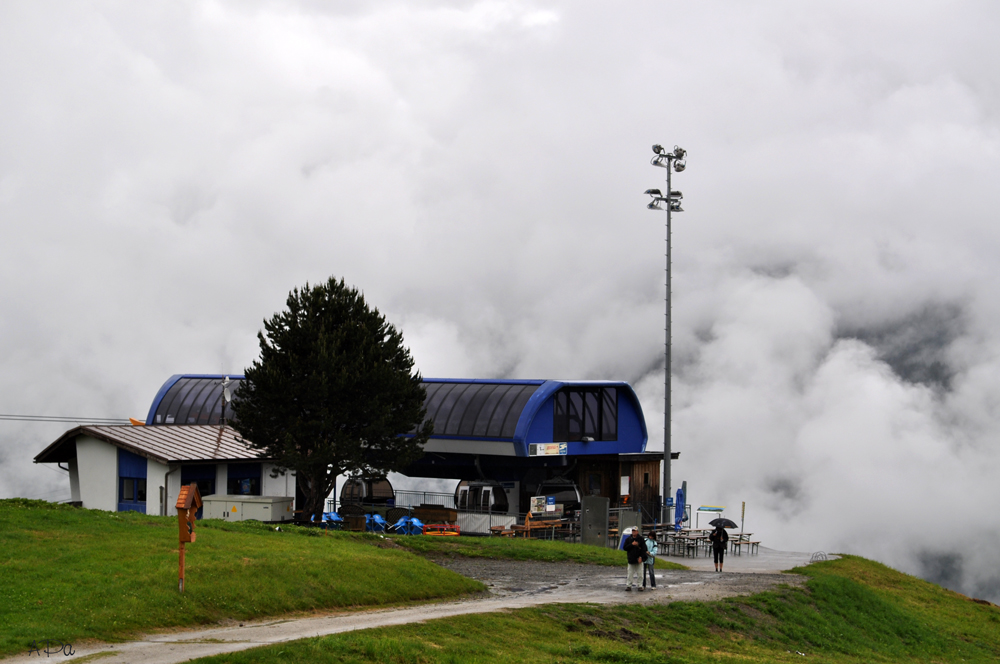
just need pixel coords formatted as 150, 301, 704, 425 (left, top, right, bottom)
191, 556, 1000, 664
395, 534, 687, 569
0, 499, 483, 658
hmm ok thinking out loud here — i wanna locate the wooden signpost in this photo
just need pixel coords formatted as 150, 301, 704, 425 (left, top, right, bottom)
176, 483, 202, 593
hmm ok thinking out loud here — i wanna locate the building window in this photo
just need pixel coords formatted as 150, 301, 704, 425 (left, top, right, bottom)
118, 448, 147, 513
120, 478, 147, 503
181, 464, 217, 497
553, 388, 618, 442
227, 463, 261, 496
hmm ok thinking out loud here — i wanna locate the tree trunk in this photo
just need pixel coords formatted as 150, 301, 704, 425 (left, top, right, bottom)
300, 471, 332, 523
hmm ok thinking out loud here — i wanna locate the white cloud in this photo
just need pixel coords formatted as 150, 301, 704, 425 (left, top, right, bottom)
1, 0, 999, 600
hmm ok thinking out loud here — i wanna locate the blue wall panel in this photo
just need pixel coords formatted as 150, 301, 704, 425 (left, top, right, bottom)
524, 395, 554, 449
118, 448, 147, 478
616, 396, 647, 454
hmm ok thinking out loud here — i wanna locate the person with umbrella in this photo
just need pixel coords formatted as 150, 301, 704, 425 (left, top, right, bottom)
709, 518, 736, 572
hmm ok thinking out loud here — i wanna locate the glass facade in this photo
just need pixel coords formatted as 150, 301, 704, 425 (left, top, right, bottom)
553, 387, 618, 442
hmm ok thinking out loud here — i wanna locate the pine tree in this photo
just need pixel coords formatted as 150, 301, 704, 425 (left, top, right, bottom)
232, 277, 431, 521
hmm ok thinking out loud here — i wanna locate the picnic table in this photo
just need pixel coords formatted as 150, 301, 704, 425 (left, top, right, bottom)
729, 533, 759, 555
659, 531, 708, 557
512, 515, 565, 540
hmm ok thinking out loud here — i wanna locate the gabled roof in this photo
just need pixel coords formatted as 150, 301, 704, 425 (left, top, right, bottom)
33, 425, 265, 465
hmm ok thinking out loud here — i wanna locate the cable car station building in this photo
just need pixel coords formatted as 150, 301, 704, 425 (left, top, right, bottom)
406, 379, 662, 517
35, 374, 663, 519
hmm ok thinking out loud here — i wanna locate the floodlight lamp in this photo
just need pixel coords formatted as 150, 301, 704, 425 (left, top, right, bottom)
673, 160, 686, 172
669, 190, 683, 199
673, 146, 686, 158
651, 155, 669, 168
647, 200, 663, 210
669, 202, 683, 212
645, 188, 662, 196
652, 144, 665, 155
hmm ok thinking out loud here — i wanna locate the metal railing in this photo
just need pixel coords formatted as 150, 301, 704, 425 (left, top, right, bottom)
393, 490, 456, 509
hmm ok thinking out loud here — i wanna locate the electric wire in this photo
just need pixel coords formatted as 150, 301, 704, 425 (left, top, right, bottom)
0, 414, 132, 424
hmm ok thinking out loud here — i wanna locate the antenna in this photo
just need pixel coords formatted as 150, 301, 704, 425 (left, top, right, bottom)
219, 375, 233, 428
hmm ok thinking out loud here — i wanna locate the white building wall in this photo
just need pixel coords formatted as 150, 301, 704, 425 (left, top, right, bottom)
165, 466, 183, 514
215, 464, 228, 496
75, 436, 118, 511
68, 458, 81, 503
147, 459, 171, 516
262, 463, 295, 499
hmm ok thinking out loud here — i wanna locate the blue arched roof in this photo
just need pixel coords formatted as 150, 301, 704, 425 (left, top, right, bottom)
147, 375, 647, 456
146, 374, 243, 426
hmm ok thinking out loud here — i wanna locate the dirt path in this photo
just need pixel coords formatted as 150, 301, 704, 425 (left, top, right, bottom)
3, 548, 817, 664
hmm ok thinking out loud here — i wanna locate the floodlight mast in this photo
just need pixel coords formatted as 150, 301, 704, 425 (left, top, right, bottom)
647, 145, 686, 527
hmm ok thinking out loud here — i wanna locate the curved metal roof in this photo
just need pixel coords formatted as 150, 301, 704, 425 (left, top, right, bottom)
419, 379, 543, 439
147, 375, 242, 426
147, 375, 543, 442
146, 377, 643, 451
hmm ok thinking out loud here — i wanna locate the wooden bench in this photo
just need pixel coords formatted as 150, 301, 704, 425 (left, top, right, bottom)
522, 515, 563, 539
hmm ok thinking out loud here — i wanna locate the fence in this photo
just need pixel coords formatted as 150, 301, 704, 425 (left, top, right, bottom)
322, 494, 681, 546
393, 490, 456, 509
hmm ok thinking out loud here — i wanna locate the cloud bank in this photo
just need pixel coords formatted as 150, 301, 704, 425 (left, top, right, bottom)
1, 1, 998, 601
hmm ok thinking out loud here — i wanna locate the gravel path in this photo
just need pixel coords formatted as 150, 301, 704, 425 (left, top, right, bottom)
2, 549, 815, 664
429, 555, 806, 604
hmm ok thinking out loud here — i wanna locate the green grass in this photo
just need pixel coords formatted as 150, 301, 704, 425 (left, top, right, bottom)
189, 555, 1000, 664
394, 534, 687, 570
0, 499, 483, 658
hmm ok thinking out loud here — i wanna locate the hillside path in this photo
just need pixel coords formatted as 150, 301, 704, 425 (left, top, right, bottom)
4, 547, 822, 664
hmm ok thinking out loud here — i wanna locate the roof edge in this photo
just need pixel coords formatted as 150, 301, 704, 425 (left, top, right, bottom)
36, 424, 269, 465
423, 378, 546, 385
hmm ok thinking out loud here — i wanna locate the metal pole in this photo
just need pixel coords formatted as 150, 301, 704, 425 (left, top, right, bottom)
663, 162, 672, 527
647, 144, 685, 528
178, 542, 185, 593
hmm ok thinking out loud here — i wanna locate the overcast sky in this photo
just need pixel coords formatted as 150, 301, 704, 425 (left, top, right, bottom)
2, 1, 999, 601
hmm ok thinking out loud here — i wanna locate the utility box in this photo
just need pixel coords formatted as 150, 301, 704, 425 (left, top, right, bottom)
202, 495, 294, 522
581, 495, 609, 548
618, 510, 641, 537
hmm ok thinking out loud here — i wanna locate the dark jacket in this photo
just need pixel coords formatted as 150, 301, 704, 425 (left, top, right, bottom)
624, 534, 648, 564
709, 528, 729, 551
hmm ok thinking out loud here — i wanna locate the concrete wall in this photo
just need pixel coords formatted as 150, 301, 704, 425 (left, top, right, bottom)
215, 464, 228, 496
68, 458, 81, 503
262, 462, 295, 498
147, 459, 171, 516
166, 466, 183, 512
75, 436, 117, 511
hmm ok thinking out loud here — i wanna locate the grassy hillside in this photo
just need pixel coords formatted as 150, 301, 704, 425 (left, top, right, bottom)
191, 556, 1000, 664
0, 499, 483, 658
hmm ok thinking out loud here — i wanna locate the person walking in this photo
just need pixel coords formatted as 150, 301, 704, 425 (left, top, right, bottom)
709, 524, 729, 572
642, 529, 658, 589
623, 526, 648, 591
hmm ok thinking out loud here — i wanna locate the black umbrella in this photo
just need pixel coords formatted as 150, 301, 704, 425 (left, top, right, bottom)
709, 518, 738, 529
